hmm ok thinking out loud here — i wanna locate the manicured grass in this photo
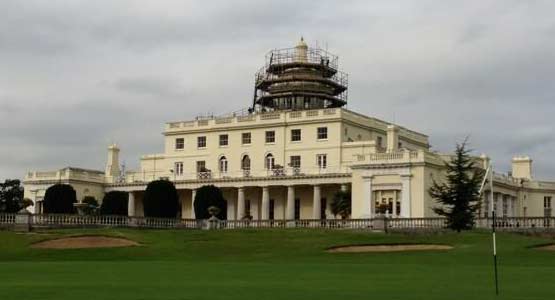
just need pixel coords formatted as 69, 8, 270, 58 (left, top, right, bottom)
0, 229, 553, 300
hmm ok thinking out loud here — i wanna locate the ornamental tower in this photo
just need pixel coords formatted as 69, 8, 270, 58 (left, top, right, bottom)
253, 38, 348, 111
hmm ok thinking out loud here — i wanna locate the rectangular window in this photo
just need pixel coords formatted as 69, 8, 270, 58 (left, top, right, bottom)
294, 198, 301, 220
219, 134, 228, 146
242, 132, 251, 145
174, 162, 183, 175
197, 136, 206, 148
265, 131, 275, 143
269, 199, 275, 220
377, 136, 383, 148
290, 155, 301, 169
317, 127, 328, 140
291, 129, 301, 142
175, 138, 184, 150
196, 161, 206, 173
317, 154, 327, 169
545, 196, 552, 208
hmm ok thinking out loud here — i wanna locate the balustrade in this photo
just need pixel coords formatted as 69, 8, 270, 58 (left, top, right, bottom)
2, 213, 554, 231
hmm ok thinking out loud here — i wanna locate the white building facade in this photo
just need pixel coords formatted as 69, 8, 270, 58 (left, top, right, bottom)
23, 40, 555, 219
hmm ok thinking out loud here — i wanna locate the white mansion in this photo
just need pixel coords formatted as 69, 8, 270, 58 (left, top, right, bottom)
23, 39, 555, 220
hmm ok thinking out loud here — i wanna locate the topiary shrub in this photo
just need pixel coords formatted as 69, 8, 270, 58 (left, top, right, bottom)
43, 184, 77, 214
143, 180, 179, 218
194, 185, 227, 220
100, 191, 129, 216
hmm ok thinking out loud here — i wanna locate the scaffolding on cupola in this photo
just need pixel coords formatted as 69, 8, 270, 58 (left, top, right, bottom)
253, 38, 348, 111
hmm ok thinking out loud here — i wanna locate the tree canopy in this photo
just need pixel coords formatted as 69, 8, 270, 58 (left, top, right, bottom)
429, 140, 484, 232
100, 191, 129, 216
331, 190, 351, 219
143, 180, 179, 218
194, 185, 227, 220
43, 184, 77, 214
0, 179, 25, 213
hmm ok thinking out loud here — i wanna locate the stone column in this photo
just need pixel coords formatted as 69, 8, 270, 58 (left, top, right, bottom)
312, 185, 321, 219
286, 186, 295, 220
495, 193, 503, 218
362, 177, 373, 218
128, 192, 136, 217
237, 187, 245, 220
191, 189, 196, 219
507, 196, 512, 217
498, 193, 504, 216
261, 186, 270, 220
513, 197, 519, 217
400, 175, 411, 217
392, 190, 397, 217
484, 192, 490, 217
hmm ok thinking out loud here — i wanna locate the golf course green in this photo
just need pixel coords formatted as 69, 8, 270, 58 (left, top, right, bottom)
0, 229, 553, 300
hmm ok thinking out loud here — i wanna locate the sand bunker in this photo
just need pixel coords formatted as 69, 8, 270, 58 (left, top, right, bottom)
535, 244, 555, 251
327, 244, 453, 253
32, 236, 139, 249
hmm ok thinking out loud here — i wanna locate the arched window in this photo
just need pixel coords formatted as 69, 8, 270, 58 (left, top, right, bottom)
219, 156, 228, 173
241, 155, 251, 170
265, 153, 275, 170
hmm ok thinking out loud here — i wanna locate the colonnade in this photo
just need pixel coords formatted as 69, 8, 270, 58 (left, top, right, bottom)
127, 184, 349, 220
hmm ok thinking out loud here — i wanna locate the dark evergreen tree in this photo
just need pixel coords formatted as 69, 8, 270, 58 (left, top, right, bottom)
194, 185, 227, 220
330, 190, 351, 219
100, 191, 129, 215
143, 180, 179, 218
43, 184, 77, 214
429, 141, 484, 232
0, 179, 25, 213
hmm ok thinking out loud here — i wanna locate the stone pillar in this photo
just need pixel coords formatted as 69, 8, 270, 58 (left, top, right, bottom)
400, 175, 411, 217
237, 187, 245, 220
261, 186, 270, 220
507, 196, 512, 217
513, 196, 518, 217
392, 190, 397, 217
227, 196, 235, 220
128, 192, 136, 217
191, 189, 196, 219
484, 192, 491, 217
286, 186, 295, 220
15, 209, 31, 232
312, 185, 321, 219
497, 193, 503, 216
362, 177, 373, 218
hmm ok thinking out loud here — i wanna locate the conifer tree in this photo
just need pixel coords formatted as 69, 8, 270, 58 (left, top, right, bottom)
429, 141, 484, 232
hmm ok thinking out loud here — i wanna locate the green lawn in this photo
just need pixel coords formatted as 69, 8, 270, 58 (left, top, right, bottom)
0, 229, 553, 300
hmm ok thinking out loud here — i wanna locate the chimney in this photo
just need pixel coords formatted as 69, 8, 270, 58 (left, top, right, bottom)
105, 144, 121, 178
386, 125, 399, 153
512, 156, 532, 179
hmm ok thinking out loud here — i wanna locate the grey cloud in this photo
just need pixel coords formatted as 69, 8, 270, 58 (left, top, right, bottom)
2, 0, 555, 181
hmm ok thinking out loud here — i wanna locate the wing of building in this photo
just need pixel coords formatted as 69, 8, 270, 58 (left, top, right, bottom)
23, 39, 555, 219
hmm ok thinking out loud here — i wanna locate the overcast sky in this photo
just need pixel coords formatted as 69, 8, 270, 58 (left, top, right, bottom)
1, 0, 555, 181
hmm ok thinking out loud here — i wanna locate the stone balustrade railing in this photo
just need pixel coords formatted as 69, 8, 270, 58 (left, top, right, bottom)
2, 213, 555, 231
122, 166, 351, 184
25, 168, 105, 183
